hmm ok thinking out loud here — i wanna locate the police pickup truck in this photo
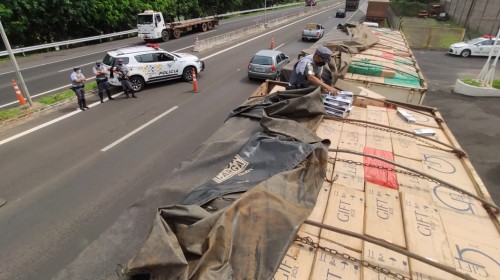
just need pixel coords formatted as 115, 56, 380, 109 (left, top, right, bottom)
301, 23, 324, 41
102, 43, 205, 92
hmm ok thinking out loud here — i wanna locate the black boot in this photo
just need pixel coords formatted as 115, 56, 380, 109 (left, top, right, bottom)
99, 92, 104, 103
78, 100, 85, 111
106, 90, 114, 100
132, 91, 137, 98
82, 99, 90, 109
124, 90, 129, 99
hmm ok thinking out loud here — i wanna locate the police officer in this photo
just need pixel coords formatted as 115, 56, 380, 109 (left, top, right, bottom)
288, 46, 339, 95
70, 66, 89, 111
115, 59, 137, 99
93, 60, 114, 103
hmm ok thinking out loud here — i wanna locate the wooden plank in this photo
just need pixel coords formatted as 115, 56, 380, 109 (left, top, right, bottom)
332, 153, 365, 191
410, 260, 461, 280
309, 238, 362, 279
274, 231, 316, 280
321, 184, 365, 252
300, 181, 332, 238
364, 182, 406, 247
401, 192, 454, 269
362, 242, 410, 279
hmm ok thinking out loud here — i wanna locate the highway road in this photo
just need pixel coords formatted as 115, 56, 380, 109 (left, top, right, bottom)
0, 1, 357, 279
0, 1, 341, 108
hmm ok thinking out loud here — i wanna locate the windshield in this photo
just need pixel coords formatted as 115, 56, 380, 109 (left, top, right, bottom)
465, 38, 485, 44
137, 14, 154, 25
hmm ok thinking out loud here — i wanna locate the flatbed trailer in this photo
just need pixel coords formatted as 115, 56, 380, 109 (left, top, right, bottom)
122, 78, 499, 279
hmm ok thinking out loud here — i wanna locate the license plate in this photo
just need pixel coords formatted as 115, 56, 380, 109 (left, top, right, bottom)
255, 67, 264, 72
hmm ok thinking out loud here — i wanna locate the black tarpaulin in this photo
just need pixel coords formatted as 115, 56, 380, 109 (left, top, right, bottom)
125, 86, 330, 279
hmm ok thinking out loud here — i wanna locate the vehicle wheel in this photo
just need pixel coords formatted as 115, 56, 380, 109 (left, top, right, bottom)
173, 29, 181, 39
129, 76, 145, 92
201, 23, 208, 32
207, 22, 213, 30
460, 49, 471, 58
182, 66, 196, 82
302, 37, 305, 41
161, 30, 170, 42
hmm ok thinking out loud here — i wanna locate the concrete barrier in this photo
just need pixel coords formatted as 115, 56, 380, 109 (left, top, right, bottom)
194, 4, 337, 52
453, 79, 500, 97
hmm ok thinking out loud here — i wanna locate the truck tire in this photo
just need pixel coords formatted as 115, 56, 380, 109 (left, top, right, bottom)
161, 30, 169, 42
129, 76, 145, 92
182, 66, 196, 82
207, 22, 213, 30
201, 23, 208, 32
173, 29, 181, 39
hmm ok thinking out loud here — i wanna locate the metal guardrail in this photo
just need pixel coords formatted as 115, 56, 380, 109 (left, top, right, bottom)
0, 3, 304, 57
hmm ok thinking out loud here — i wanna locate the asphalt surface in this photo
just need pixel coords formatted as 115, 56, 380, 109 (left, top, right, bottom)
414, 50, 500, 206
0, 2, 499, 279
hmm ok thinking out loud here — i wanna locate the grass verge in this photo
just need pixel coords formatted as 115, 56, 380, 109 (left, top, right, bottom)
0, 82, 97, 122
462, 78, 500, 89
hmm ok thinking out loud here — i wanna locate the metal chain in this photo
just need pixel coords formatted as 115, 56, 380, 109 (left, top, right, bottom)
340, 119, 447, 153
295, 235, 410, 280
329, 157, 441, 185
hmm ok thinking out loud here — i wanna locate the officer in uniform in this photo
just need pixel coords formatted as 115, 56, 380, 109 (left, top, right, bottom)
288, 46, 339, 95
93, 60, 114, 103
70, 66, 89, 111
115, 59, 137, 99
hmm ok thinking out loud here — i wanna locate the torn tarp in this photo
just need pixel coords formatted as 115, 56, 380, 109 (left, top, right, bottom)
124, 86, 330, 279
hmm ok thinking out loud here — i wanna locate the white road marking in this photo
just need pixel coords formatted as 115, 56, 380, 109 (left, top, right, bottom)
0, 6, 337, 146
100, 106, 178, 152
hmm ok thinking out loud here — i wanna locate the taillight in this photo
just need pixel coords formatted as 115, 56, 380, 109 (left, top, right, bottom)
316, 31, 320, 36
271, 65, 276, 72
248, 63, 251, 69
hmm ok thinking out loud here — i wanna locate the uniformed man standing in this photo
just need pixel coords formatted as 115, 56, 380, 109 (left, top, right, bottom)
115, 59, 137, 99
70, 67, 89, 111
288, 46, 339, 95
93, 60, 114, 103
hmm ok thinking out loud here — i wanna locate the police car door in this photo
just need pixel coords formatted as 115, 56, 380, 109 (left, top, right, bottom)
473, 39, 493, 56
156, 52, 179, 79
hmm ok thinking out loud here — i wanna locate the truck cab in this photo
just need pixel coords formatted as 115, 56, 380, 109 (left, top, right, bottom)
137, 10, 169, 42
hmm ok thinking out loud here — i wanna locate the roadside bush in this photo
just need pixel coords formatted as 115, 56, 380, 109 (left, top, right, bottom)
391, 1, 428, 17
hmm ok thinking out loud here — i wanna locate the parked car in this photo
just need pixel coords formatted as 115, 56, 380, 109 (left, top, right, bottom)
448, 35, 500, 58
436, 12, 449, 21
302, 23, 324, 41
102, 43, 205, 92
335, 8, 346, 18
247, 50, 290, 80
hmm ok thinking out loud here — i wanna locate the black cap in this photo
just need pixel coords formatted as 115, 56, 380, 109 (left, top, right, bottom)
73, 67, 80, 71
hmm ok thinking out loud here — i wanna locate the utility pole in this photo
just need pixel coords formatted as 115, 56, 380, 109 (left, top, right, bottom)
0, 17, 33, 106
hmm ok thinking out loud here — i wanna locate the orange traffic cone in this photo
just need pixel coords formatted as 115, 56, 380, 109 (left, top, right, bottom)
11, 79, 26, 105
192, 68, 199, 93
270, 35, 275, 49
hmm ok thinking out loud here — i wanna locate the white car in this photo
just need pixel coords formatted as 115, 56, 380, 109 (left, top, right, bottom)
102, 43, 205, 92
448, 36, 500, 58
